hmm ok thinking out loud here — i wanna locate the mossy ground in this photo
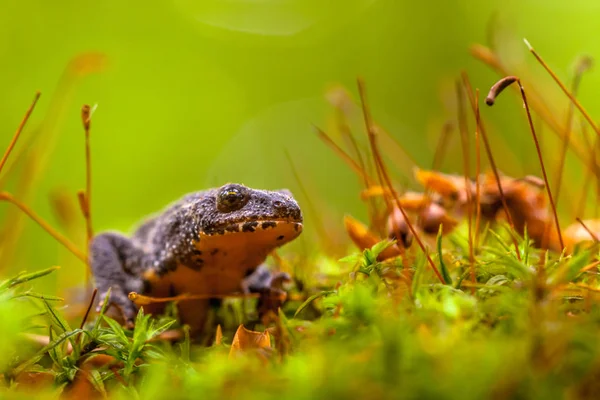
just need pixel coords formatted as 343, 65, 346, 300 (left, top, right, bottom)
2, 222, 600, 400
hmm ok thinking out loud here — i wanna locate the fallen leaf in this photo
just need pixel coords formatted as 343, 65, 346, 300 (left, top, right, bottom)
414, 168, 461, 199
14, 371, 55, 392
228, 324, 271, 360
360, 186, 399, 200
215, 324, 223, 346
61, 364, 105, 400
344, 215, 402, 260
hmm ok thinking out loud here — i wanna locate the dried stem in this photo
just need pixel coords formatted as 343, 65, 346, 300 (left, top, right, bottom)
284, 149, 330, 246
0, 191, 87, 263
553, 58, 590, 209
0, 92, 41, 176
474, 91, 482, 246
336, 111, 379, 230
461, 71, 522, 260
356, 87, 387, 201
471, 44, 600, 180
79, 288, 98, 330
575, 218, 600, 243
486, 76, 564, 250
519, 84, 564, 251
314, 125, 376, 187
574, 124, 598, 219
356, 78, 444, 283
525, 39, 600, 141
456, 81, 475, 288
76, 288, 98, 346
81, 105, 94, 245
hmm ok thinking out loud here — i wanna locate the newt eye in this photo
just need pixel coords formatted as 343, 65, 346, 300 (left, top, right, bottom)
217, 186, 248, 212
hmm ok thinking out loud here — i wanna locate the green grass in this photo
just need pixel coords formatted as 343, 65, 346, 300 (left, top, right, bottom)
2, 223, 600, 399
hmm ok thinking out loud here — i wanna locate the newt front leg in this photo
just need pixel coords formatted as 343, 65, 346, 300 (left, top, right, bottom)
89, 232, 147, 326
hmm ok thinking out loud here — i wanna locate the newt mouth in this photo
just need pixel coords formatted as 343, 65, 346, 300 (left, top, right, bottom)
202, 219, 303, 236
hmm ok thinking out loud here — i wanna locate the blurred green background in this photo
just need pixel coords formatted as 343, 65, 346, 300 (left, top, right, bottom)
1, 0, 600, 294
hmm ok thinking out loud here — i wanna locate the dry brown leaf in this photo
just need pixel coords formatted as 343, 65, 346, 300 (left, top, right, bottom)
215, 325, 223, 346
151, 329, 184, 343
360, 187, 429, 212
14, 371, 55, 392
359, 186, 399, 201
344, 215, 402, 261
414, 168, 460, 199
61, 365, 103, 400
81, 353, 120, 369
228, 324, 271, 360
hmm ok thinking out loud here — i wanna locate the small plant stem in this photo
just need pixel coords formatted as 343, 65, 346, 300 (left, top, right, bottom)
336, 111, 379, 230
284, 149, 330, 246
0, 191, 87, 263
487, 75, 565, 251
455, 80, 475, 289
525, 40, 600, 142
81, 105, 94, 244
77, 288, 98, 346
79, 288, 98, 330
575, 217, 600, 243
0, 92, 41, 176
474, 92, 482, 246
356, 78, 444, 283
519, 81, 564, 250
471, 44, 599, 179
79, 105, 95, 285
574, 124, 598, 220
553, 62, 587, 209
314, 125, 376, 187
461, 71, 522, 260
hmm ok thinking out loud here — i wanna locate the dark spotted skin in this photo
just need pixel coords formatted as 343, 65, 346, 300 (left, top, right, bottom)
89, 183, 303, 330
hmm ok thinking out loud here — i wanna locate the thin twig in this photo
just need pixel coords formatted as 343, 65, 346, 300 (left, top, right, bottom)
77, 288, 98, 345
314, 125, 376, 187
575, 124, 598, 220
517, 81, 564, 250
486, 75, 564, 250
283, 149, 330, 246
553, 58, 590, 208
0, 92, 41, 175
525, 39, 600, 140
336, 108, 379, 230
456, 81, 475, 289
575, 217, 600, 243
79, 288, 98, 330
471, 44, 600, 180
81, 105, 94, 244
0, 191, 87, 262
357, 78, 444, 283
461, 71, 521, 260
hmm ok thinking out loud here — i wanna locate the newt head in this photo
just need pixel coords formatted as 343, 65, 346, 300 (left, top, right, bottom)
198, 183, 302, 236
187, 183, 303, 263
